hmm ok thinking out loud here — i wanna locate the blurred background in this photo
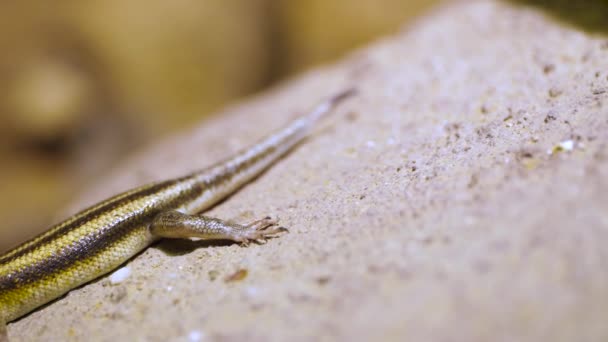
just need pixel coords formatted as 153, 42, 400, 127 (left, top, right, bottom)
0, 0, 437, 252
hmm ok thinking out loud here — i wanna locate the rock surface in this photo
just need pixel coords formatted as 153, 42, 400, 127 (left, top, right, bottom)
8, 0, 608, 341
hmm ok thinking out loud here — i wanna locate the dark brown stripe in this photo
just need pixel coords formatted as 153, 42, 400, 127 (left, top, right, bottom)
200, 133, 285, 189
0, 178, 182, 265
0, 180, 203, 290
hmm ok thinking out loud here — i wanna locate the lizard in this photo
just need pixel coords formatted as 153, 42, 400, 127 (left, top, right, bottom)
0, 88, 355, 341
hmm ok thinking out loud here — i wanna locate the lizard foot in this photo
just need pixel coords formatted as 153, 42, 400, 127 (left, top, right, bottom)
237, 216, 288, 246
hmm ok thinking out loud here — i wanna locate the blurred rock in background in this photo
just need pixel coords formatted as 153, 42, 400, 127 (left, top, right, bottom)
0, 0, 436, 252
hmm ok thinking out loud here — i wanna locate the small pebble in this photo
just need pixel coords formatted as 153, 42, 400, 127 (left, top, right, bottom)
188, 330, 204, 341
559, 140, 574, 151
109, 267, 131, 285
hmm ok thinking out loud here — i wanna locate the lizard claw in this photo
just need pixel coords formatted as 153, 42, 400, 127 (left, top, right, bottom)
246, 216, 279, 230
238, 217, 288, 245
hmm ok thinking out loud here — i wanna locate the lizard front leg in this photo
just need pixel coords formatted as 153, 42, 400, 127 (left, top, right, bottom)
149, 211, 287, 245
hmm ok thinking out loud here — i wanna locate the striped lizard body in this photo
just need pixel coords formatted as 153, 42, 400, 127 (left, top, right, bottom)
0, 89, 355, 340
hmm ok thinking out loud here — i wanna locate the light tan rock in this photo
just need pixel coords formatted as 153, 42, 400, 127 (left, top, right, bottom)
8, 0, 608, 341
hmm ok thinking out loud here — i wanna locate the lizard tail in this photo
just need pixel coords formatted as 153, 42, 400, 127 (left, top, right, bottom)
189, 88, 357, 210
305, 87, 357, 126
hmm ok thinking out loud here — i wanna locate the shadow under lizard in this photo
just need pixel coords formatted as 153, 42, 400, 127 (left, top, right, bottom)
0, 88, 355, 341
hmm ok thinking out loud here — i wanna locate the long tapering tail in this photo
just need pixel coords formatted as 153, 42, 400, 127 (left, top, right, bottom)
188, 88, 357, 211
